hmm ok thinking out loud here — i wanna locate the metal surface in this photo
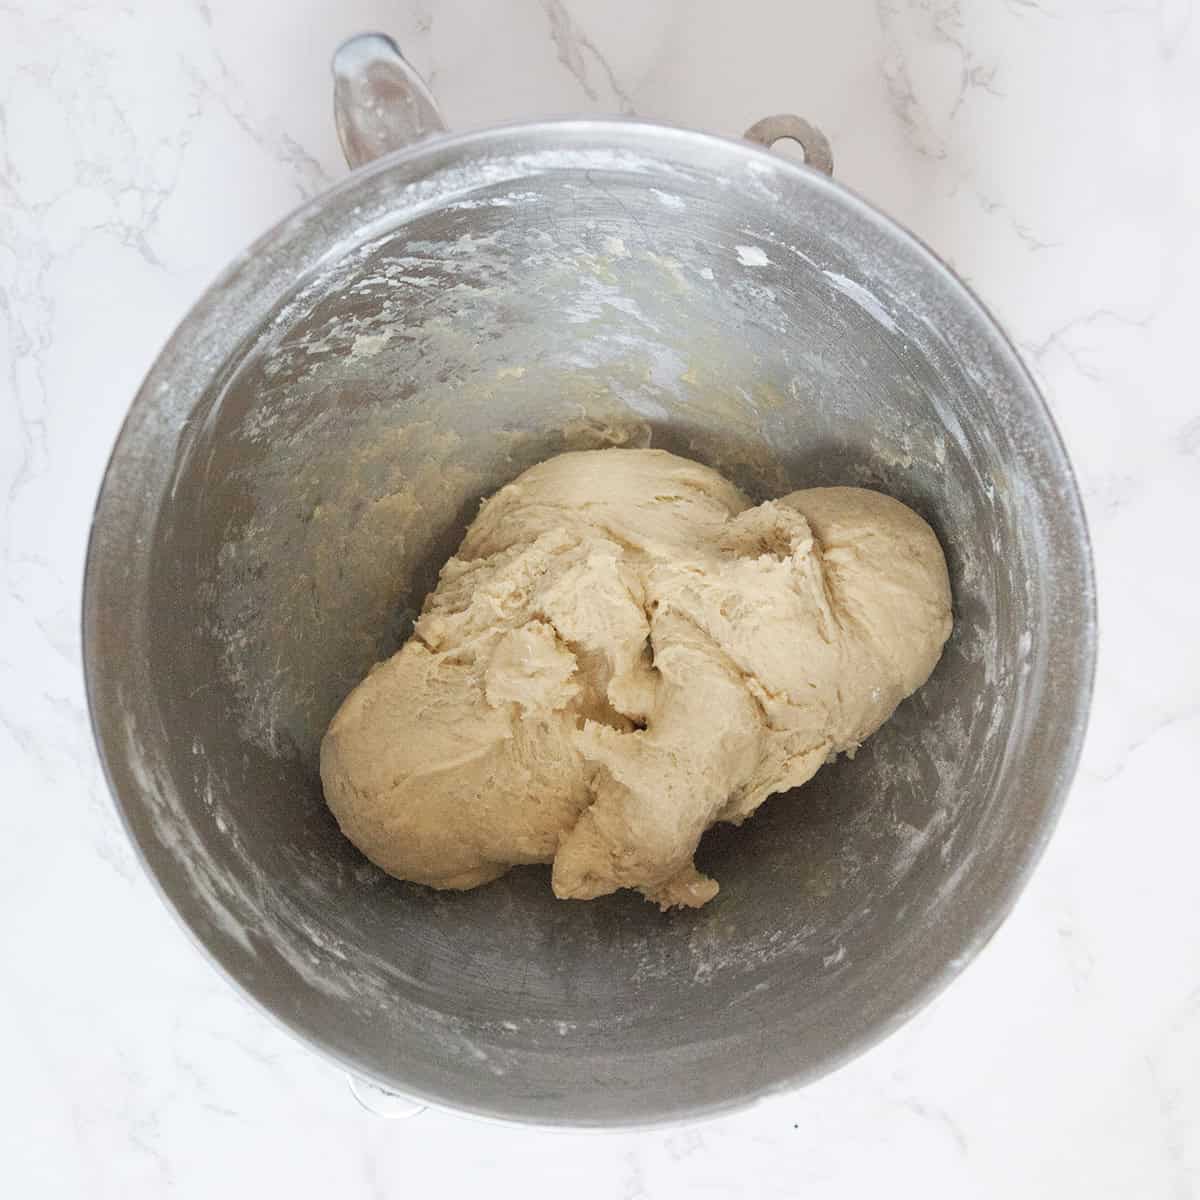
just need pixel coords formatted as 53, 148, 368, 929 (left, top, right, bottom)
83, 35, 1096, 1128
744, 114, 834, 175
333, 33, 445, 168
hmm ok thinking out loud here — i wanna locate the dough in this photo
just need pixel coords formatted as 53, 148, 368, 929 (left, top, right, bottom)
320, 449, 952, 909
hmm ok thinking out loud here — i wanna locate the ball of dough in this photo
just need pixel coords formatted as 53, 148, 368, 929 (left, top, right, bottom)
320, 448, 952, 909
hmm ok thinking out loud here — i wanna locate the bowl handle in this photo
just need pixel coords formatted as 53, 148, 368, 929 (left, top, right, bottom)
348, 1074, 428, 1119
744, 114, 834, 176
332, 32, 447, 169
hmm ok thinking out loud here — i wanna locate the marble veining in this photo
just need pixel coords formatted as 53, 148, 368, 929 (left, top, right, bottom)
1, 0, 1197, 1196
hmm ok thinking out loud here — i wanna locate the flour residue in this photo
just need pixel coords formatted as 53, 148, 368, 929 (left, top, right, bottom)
824, 270, 900, 333
735, 244, 770, 267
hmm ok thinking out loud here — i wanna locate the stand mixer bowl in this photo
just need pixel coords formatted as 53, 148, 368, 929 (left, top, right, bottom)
83, 35, 1095, 1126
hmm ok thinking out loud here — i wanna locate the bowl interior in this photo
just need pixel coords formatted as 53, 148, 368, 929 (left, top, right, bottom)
87, 127, 1093, 1126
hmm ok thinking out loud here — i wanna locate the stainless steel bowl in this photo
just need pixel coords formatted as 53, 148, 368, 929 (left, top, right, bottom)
83, 35, 1096, 1127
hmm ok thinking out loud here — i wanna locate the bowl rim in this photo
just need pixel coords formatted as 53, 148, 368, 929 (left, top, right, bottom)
82, 116, 1098, 1129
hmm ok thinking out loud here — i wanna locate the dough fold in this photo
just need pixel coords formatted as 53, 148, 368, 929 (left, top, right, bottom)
320, 448, 952, 908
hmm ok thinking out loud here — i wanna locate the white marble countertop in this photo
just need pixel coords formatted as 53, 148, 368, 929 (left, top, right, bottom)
2, 0, 1198, 1195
